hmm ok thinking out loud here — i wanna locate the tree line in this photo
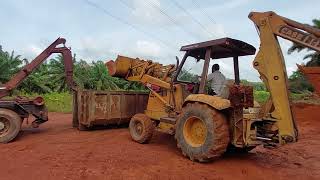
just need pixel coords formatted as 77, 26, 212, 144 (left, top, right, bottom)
0, 44, 317, 95
0, 47, 145, 94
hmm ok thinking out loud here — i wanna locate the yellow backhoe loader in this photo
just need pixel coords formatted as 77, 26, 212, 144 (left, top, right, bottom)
106, 11, 319, 162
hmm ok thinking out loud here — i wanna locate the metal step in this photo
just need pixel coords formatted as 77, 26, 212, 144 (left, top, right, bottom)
159, 117, 176, 124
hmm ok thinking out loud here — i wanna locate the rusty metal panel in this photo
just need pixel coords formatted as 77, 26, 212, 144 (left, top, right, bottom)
298, 65, 320, 96
74, 90, 149, 127
110, 94, 121, 120
229, 85, 254, 108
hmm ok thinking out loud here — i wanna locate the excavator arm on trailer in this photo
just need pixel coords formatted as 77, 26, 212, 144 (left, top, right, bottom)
249, 11, 320, 144
0, 38, 76, 99
0, 38, 76, 143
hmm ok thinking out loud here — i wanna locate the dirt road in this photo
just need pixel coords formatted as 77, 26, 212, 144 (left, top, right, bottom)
0, 104, 319, 180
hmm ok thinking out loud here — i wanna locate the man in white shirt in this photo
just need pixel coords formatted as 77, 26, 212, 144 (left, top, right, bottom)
207, 64, 226, 96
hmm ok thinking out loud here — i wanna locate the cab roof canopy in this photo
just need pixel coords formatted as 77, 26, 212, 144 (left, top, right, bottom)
180, 37, 256, 60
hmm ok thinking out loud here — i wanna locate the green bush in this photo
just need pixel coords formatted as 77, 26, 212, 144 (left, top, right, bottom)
289, 70, 314, 93
241, 80, 266, 91
254, 91, 270, 103
42, 92, 72, 113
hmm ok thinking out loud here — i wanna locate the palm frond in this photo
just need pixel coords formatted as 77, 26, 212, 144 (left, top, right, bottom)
288, 43, 306, 54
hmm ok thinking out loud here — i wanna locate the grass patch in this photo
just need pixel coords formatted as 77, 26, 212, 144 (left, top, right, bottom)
11, 92, 73, 113
42, 92, 72, 113
254, 90, 313, 104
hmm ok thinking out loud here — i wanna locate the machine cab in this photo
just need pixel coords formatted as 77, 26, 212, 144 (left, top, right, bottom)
174, 37, 256, 108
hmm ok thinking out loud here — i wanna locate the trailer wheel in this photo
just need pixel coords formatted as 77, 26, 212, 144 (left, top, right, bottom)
129, 114, 155, 144
78, 123, 89, 131
0, 108, 22, 143
72, 92, 79, 128
175, 103, 230, 162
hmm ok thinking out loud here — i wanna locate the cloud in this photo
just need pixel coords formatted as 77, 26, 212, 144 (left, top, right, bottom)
75, 37, 118, 61
74, 36, 167, 63
5, 0, 316, 83
131, 0, 168, 26
21, 44, 43, 58
28, 45, 42, 55
134, 40, 161, 57
122, 39, 177, 64
219, 0, 250, 9
206, 23, 227, 38
204, 0, 250, 14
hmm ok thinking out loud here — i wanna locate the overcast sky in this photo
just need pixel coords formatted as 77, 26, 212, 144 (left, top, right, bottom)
0, 0, 319, 81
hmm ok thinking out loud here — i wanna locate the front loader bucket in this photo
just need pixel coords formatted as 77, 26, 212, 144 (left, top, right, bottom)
297, 64, 320, 96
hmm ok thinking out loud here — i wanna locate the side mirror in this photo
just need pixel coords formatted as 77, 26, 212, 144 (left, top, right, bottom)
175, 56, 180, 68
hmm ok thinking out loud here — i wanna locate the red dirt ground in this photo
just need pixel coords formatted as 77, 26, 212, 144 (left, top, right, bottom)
0, 103, 319, 180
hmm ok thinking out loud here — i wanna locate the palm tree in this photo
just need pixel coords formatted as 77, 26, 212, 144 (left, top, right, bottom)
288, 19, 320, 67
73, 59, 91, 89
0, 48, 22, 83
18, 63, 52, 94
47, 55, 69, 92
47, 53, 83, 92
88, 61, 120, 90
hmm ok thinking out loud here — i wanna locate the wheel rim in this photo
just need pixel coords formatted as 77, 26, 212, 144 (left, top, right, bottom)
134, 121, 143, 136
183, 116, 207, 147
0, 117, 10, 137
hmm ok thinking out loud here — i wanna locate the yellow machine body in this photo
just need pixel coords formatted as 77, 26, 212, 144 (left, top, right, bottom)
107, 12, 320, 149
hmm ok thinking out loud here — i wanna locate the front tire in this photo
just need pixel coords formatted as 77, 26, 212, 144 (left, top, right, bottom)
175, 103, 230, 162
129, 114, 155, 144
0, 108, 22, 143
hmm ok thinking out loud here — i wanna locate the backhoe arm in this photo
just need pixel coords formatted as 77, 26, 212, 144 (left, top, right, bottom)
0, 38, 76, 99
248, 11, 318, 144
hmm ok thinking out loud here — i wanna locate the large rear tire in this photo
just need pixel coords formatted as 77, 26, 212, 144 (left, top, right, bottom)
129, 114, 155, 144
0, 108, 22, 143
175, 103, 230, 162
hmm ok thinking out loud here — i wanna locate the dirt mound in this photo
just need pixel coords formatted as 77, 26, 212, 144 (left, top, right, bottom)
0, 104, 319, 180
